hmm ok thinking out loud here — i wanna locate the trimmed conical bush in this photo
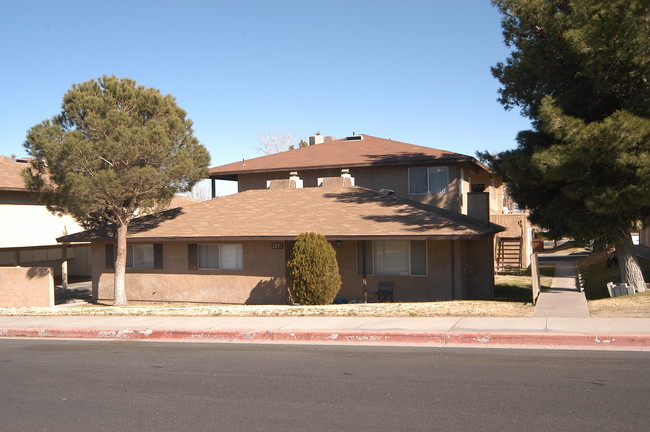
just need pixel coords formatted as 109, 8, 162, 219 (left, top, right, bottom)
287, 232, 342, 305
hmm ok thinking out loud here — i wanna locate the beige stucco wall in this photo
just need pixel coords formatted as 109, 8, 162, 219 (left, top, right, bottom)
0, 191, 85, 248
93, 238, 495, 304
466, 167, 504, 214
235, 163, 504, 216
237, 164, 471, 212
93, 241, 288, 304
0, 266, 54, 307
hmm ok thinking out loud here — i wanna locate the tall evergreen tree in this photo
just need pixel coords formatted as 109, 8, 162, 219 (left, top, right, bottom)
490, 0, 649, 291
24, 75, 210, 305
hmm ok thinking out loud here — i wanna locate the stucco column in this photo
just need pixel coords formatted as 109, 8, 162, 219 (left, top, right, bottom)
61, 244, 68, 290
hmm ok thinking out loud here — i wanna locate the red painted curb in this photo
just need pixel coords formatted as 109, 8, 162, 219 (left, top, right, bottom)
445, 332, 650, 348
0, 327, 648, 349
0, 327, 447, 345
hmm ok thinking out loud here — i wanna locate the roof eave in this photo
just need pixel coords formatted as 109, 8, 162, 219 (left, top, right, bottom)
63, 232, 496, 243
209, 156, 480, 178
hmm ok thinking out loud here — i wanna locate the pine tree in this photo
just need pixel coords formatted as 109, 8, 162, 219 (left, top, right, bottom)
23, 75, 210, 305
490, 0, 650, 292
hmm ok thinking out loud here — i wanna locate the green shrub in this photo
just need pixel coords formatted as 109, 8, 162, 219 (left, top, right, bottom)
287, 232, 342, 305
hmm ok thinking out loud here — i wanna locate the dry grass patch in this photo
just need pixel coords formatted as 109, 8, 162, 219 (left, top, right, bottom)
588, 292, 650, 318
1, 272, 553, 318
1, 299, 534, 318
579, 250, 650, 317
494, 266, 555, 301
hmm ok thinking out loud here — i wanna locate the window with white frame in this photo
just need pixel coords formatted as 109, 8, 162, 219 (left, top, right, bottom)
408, 166, 449, 194
198, 244, 243, 270
126, 244, 154, 269
357, 240, 427, 276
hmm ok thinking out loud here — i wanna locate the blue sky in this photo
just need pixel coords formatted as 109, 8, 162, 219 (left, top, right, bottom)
0, 0, 531, 168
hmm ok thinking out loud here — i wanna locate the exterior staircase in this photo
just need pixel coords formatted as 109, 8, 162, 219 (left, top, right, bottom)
495, 236, 523, 273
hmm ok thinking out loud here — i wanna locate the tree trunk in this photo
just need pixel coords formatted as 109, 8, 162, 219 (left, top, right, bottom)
113, 222, 128, 305
615, 231, 646, 293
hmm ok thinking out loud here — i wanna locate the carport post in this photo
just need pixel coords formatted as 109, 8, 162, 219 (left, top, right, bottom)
61, 244, 68, 290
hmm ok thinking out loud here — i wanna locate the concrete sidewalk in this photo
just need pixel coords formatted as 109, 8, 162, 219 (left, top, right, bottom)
1, 315, 649, 350
534, 257, 590, 318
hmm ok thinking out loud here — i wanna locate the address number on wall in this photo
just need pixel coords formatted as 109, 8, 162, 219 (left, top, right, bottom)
272, 243, 284, 249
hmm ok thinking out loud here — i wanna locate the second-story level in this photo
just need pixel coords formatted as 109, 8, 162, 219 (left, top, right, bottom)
209, 134, 503, 216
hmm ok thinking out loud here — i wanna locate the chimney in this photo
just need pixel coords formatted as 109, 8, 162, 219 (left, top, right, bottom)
309, 132, 323, 146
467, 191, 490, 226
317, 169, 356, 188
288, 171, 303, 189
308, 132, 335, 146
267, 172, 303, 189
340, 169, 355, 186
11, 154, 17, 162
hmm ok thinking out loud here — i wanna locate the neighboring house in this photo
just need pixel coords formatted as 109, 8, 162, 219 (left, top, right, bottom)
59, 184, 502, 304
209, 134, 504, 215
0, 155, 198, 279
0, 155, 90, 277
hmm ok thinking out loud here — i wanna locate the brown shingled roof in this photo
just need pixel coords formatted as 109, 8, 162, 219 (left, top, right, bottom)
209, 134, 483, 179
0, 155, 30, 191
166, 194, 200, 209
59, 186, 502, 243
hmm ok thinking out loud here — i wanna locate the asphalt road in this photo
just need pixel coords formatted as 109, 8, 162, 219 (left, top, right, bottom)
0, 340, 648, 431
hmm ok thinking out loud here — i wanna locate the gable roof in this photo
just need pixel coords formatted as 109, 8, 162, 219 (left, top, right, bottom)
209, 135, 486, 180
58, 185, 502, 243
0, 155, 31, 192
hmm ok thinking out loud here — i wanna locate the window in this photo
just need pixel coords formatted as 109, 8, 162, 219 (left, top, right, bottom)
106, 243, 163, 270
408, 166, 449, 194
106, 243, 162, 269
357, 240, 427, 276
126, 244, 154, 269
197, 244, 243, 270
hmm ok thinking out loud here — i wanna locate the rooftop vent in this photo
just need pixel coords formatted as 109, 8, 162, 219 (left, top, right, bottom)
344, 135, 363, 141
